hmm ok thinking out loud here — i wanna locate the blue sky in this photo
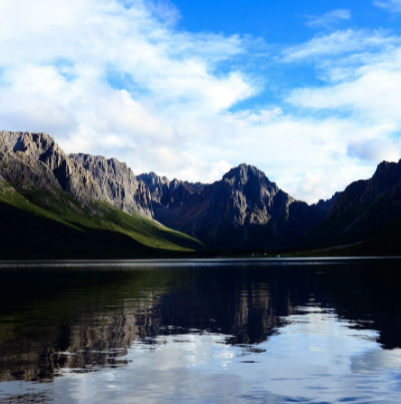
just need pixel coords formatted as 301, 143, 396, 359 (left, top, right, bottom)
1, 0, 401, 202
171, 0, 401, 108
172, 0, 391, 39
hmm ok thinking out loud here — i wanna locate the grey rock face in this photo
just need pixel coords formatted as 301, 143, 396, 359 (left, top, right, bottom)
0, 131, 103, 203
302, 158, 401, 248
4, 129, 400, 250
218, 164, 280, 226
71, 154, 153, 217
137, 172, 170, 208
142, 160, 401, 249
138, 172, 204, 210
330, 160, 401, 217
0, 131, 153, 217
140, 163, 327, 249
332, 160, 401, 227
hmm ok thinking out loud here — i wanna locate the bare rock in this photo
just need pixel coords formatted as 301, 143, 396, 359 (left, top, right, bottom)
0, 131, 103, 204
71, 153, 153, 217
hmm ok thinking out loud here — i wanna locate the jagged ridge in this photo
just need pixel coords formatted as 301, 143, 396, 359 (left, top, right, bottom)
71, 153, 153, 217
140, 163, 327, 249
2, 129, 401, 253
0, 131, 203, 258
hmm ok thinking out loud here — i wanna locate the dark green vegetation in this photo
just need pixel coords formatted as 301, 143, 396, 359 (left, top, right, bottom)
0, 179, 203, 259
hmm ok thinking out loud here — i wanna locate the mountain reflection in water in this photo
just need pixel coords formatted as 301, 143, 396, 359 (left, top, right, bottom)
0, 259, 401, 403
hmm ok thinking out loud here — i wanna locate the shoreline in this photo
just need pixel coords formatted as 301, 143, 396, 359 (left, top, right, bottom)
1, 255, 401, 267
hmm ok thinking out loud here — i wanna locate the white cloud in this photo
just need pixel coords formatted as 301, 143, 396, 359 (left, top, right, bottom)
146, 0, 182, 26
374, 0, 401, 12
280, 29, 401, 200
282, 29, 398, 62
288, 68, 401, 123
0, 1, 401, 204
286, 32, 401, 125
0, 0, 253, 174
305, 9, 351, 29
347, 138, 401, 162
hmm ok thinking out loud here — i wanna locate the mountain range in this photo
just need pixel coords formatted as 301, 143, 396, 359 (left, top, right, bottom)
1, 130, 400, 258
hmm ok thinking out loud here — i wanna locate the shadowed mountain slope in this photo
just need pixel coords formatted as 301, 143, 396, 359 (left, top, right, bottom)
140, 161, 401, 252
2, 130, 401, 255
303, 160, 401, 252
0, 131, 203, 259
0, 178, 203, 259
140, 164, 327, 249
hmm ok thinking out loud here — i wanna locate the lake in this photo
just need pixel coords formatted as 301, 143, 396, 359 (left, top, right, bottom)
0, 258, 401, 403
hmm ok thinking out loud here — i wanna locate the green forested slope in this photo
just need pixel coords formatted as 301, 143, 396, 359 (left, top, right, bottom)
0, 178, 204, 259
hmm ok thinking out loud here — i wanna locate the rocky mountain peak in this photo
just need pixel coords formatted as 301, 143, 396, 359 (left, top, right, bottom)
0, 131, 103, 202
137, 172, 169, 191
70, 153, 153, 217
223, 163, 263, 181
5, 129, 400, 252
369, 159, 401, 194
0, 131, 153, 217
138, 172, 204, 210
144, 162, 326, 248
221, 163, 279, 199
329, 159, 401, 216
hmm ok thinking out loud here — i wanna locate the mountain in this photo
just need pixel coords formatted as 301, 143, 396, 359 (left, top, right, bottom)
2, 129, 401, 256
139, 160, 401, 253
137, 172, 204, 210
303, 160, 401, 253
0, 131, 103, 204
139, 164, 327, 249
0, 131, 203, 259
0, 131, 154, 216
139, 161, 401, 253
71, 153, 153, 217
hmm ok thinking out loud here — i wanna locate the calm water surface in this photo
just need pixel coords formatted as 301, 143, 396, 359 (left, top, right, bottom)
0, 259, 401, 403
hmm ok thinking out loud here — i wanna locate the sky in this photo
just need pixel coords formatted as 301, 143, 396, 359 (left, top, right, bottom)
1, 0, 401, 203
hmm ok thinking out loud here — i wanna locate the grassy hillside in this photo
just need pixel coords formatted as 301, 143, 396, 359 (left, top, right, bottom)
0, 179, 204, 259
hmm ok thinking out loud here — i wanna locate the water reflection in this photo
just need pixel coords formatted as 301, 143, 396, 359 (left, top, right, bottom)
0, 260, 401, 403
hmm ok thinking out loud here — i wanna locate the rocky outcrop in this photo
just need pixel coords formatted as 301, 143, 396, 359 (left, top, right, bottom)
0, 131, 153, 217
329, 160, 401, 217
0, 131, 103, 203
0, 131, 334, 249
71, 154, 153, 217
141, 160, 401, 249
140, 164, 327, 249
303, 159, 401, 248
138, 172, 203, 210
137, 172, 170, 208
314, 192, 340, 213
3, 129, 401, 250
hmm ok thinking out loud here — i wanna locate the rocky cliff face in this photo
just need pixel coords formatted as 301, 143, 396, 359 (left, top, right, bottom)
137, 172, 204, 209
140, 160, 401, 250
0, 131, 103, 204
330, 160, 401, 217
71, 154, 153, 217
0, 131, 153, 217
3, 129, 401, 251
140, 164, 327, 249
304, 159, 401, 248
